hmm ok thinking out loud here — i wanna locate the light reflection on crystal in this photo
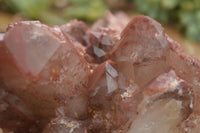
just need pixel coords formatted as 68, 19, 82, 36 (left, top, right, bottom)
93, 45, 106, 57
5, 24, 60, 75
1, 13, 200, 133
101, 36, 113, 46
105, 62, 118, 78
106, 73, 118, 93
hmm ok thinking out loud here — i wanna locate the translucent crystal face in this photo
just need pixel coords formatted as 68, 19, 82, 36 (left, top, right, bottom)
0, 21, 91, 121
1, 13, 200, 133
93, 45, 106, 58
106, 62, 118, 78
113, 16, 169, 63
126, 70, 194, 133
4, 23, 60, 76
128, 99, 182, 133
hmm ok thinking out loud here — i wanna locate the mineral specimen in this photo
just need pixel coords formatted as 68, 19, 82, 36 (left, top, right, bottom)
0, 12, 200, 133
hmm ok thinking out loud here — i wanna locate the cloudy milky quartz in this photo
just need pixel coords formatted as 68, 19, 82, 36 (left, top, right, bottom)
0, 12, 200, 133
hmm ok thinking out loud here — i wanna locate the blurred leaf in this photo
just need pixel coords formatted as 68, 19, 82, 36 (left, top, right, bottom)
39, 11, 66, 25
133, 0, 200, 43
161, 0, 179, 9
63, 0, 107, 21
134, 0, 176, 23
4, 0, 51, 19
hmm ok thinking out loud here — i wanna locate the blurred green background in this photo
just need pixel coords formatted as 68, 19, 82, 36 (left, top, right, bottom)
0, 0, 200, 57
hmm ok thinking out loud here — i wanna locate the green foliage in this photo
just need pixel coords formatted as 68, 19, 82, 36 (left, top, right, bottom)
178, 0, 200, 42
3, 0, 107, 24
63, 0, 107, 22
2, 0, 200, 42
4, 0, 51, 19
133, 0, 200, 42
134, 0, 180, 23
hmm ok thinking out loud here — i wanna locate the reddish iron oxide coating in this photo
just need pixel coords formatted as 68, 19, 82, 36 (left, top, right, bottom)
0, 13, 200, 133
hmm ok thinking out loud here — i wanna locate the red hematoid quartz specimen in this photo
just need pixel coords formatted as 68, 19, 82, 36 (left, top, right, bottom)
0, 11, 200, 133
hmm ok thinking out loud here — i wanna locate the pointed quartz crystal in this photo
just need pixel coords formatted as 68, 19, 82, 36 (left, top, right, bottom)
1, 12, 200, 133
128, 70, 194, 133
87, 60, 141, 132
111, 16, 170, 87
0, 21, 90, 120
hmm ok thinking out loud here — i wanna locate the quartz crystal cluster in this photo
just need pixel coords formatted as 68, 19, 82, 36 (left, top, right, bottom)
0, 11, 200, 133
